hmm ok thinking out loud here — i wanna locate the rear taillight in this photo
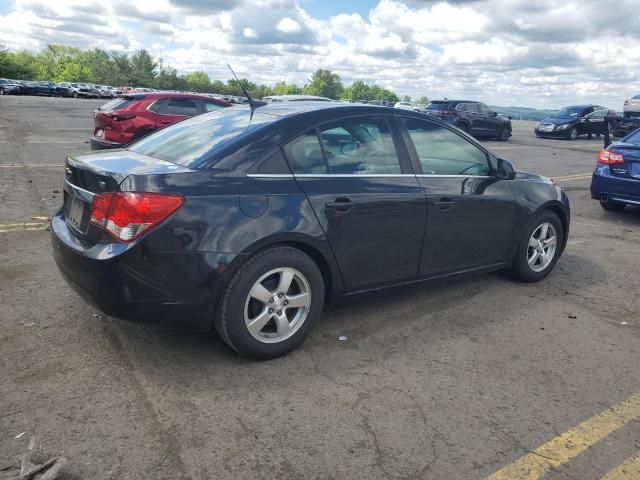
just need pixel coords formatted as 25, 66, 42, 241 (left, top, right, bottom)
597, 149, 624, 165
90, 192, 184, 242
105, 112, 136, 121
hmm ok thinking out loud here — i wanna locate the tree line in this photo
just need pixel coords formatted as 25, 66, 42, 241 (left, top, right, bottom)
0, 44, 428, 103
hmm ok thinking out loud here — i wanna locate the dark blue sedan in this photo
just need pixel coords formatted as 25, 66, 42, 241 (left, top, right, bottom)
591, 128, 640, 211
51, 102, 570, 359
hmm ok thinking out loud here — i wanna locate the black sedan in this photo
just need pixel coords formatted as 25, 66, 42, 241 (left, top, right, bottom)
535, 105, 615, 140
52, 103, 570, 359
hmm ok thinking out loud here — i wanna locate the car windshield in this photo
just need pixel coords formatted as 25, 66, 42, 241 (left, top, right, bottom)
128, 107, 279, 167
553, 107, 583, 119
623, 130, 640, 145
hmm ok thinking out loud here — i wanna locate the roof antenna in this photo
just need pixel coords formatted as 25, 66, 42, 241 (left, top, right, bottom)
227, 64, 265, 111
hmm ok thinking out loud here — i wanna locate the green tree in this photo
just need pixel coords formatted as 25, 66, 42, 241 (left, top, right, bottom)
82, 48, 116, 84
183, 71, 211, 92
304, 69, 342, 99
402, 95, 411, 102
341, 80, 369, 101
417, 96, 429, 104
130, 49, 156, 86
156, 62, 180, 90
112, 53, 132, 86
273, 81, 302, 96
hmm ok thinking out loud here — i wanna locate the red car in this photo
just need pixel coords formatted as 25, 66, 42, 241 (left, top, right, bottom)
90, 92, 231, 150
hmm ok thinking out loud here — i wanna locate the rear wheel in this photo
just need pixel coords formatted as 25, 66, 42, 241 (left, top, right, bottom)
456, 122, 469, 134
511, 211, 564, 282
498, 124, 511, 141
216, 246, 325, 360
600, 200, 625, 212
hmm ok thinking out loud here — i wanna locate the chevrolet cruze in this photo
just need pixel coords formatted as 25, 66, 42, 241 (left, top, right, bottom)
52, 102, 570, 359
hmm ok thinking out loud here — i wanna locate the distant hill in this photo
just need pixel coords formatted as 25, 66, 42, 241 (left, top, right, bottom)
490, 106, 556, 121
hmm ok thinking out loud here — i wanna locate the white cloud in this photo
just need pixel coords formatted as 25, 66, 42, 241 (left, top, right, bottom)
276, 17, 302, 34
1, 0, 640, 108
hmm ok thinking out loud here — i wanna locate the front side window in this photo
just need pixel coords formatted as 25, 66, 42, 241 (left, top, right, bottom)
318, 117, 401, 174
402, 118, 490, 176
478, 103, 493, 114
164, 98, 200, 116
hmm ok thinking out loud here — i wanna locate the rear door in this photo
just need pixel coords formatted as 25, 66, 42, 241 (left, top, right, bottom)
397, 116, 516, 275
460, 103, 486, 135
283, 115, 427, 291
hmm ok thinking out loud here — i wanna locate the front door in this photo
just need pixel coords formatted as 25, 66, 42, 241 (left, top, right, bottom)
282, 115, 427, 291
397, 116, 517, 276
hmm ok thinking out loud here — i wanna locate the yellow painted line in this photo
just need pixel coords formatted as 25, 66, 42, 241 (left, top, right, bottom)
0, 221, 49, 233
600, 451, 640, 479
0, 222, 48, 228
0, 226, 48, 233
485, 392, 640, 480
0, 164, 64, 168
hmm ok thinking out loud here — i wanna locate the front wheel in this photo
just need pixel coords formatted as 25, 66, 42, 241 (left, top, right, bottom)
567, 127, 578, 140
456, 122, 469, 134
216, 246, 325, 360
498, 124, 511, 141
511, 211, 564, 282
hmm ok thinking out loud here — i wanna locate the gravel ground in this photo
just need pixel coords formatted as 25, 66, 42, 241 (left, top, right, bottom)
1, 96, 639, 480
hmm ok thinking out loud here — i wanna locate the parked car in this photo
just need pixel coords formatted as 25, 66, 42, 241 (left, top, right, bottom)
26, 81, 58, 96
535, 105, 613, 140
53, 102, 570, 359
90, 92, 231, 149
613, 117, 640, 138
0, 78, 22, 95
78, 83, 100, 98
425, 100, 512, 141
623, 94, 640, 118
262, 95, 333, 102
57, 82, 81, 98
394, 101, 420, 111
591, 128, 640, 211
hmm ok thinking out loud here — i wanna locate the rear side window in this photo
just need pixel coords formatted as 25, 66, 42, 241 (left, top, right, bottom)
202, 100, 224, 112
426, 102, 452, 111
402, 118, 490, 176
282, 130, 327, 174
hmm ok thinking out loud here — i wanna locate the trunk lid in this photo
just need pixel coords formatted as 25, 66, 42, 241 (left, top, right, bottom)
608, 142, 640, 180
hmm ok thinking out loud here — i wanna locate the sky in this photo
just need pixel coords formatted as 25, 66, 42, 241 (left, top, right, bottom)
1, 0, 639, 109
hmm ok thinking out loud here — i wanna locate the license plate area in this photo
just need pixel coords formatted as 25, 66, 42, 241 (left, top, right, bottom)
64, 190, 90, 233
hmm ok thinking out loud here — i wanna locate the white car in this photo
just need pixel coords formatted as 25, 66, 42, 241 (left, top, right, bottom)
394, 101, 419, 111
623, 94, 640, 118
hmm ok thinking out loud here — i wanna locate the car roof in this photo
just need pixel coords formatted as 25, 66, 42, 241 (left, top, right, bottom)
264, 95, 333, 102
122, 92, 231, 101
431, 100, 481, 104
238, 101, 394, 117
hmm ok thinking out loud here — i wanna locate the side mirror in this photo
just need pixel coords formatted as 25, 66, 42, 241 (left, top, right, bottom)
496, 157, 516, 180
490, 111, 498, 117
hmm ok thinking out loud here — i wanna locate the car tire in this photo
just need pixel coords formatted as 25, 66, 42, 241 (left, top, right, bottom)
511, 210, 564, 282
567, 127, 578, 140
498, 124, 511, 141
0, 88, 4, 96
72, 92, 78, 98
456, 122, 469, 133
600, 200, 625, 212
216, 246, 325, 360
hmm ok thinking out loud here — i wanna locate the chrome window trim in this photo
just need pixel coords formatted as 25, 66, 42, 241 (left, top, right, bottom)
246, 173, 493, 179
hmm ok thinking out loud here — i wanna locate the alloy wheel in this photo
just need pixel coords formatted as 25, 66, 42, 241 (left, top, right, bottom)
569, 128, 578, 140
527, 222, 557, 272
244, 267, 312, 343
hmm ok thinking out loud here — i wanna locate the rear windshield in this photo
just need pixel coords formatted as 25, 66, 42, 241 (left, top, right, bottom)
128, 107, 279, 167
98, 98, 135, 111
426, 102, 452, 111
624, 129, 640, 145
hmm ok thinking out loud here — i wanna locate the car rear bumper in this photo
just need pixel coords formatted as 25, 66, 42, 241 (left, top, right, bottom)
90, 137, 124, 150
51, 210, 239, 331
591, 167, 640, 205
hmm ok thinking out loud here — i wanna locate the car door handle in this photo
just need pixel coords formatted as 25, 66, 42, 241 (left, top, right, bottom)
431, 198, 456, 210
326, 198, 357, 212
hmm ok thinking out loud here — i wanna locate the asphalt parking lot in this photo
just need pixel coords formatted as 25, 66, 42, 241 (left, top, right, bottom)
1, 96, 639, 480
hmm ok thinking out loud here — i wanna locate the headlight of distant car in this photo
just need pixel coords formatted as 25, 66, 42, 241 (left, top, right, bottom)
555, 123, 571, 130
